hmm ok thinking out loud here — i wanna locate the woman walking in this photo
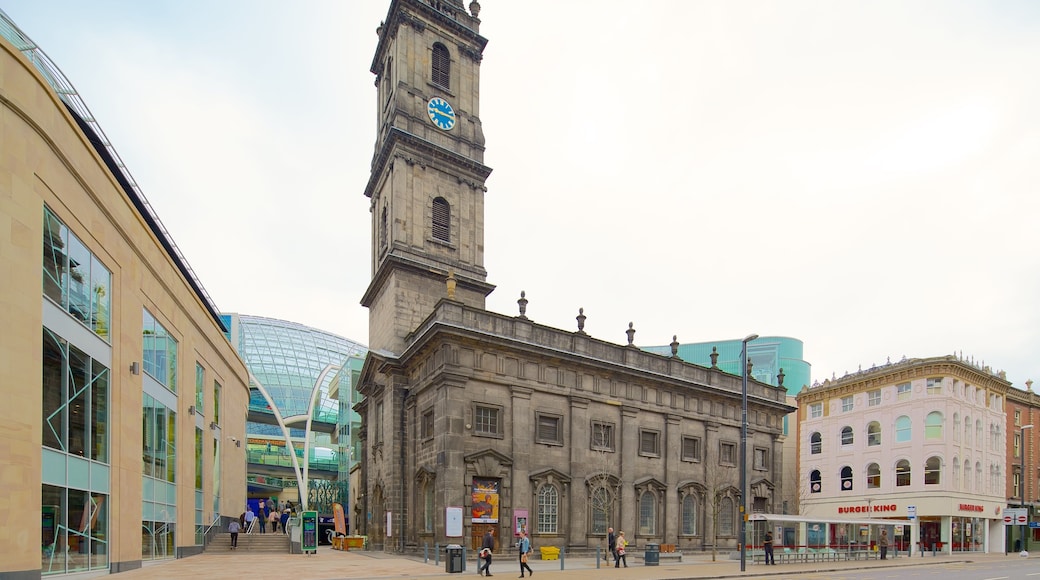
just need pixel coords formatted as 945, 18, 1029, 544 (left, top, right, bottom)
517, 530, 534, 578
615, 531, 628, 567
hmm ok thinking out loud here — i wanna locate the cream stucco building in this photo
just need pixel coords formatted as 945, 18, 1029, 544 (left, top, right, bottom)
796, 355, 1010, 554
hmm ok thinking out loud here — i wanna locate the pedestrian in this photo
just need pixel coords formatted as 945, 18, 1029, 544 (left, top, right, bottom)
228, 518, 240, 549
258, 504, 267, 534
477, 528, 495, 576
879, 529, 889, 560
269, 507, 279, 533
280, 508, 290, 534
615, 531, 628, 568
244, 506, 255, 533
607, 527, 617, 566
763, 531, 775, 565
517, 530, 534, 578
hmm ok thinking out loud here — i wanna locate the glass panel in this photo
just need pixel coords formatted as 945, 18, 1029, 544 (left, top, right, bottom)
42, 207, 68, 306
166, 408, 176, 483
195, 427, 203, 490
66, 488, 89, 573
143, 395, 155, 478
91, 359, 109, 463
42, 329, 66, 451
66, 234, 91, 326
90, 494, 108, 570
154, 405, 167, 480
42, 484, 65, 575
67, 344, 90, 458
90, 255, 111, 340
195, 364, 205, 413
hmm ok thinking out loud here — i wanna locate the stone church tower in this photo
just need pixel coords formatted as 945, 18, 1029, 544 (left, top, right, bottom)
357, 0, 793, 557
361, 0, 494, 356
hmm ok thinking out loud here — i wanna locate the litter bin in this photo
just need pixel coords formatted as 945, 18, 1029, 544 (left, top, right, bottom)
644, 542, 660, 566
446, 544, 464, 573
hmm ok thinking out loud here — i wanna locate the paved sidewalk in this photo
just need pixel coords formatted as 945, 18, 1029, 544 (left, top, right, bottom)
95, 547, 1030, 580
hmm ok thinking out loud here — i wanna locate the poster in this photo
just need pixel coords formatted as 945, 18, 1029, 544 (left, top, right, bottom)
446, 507, 464, 537
471, 479, 500, 523
514, 509, 529, 536
386, 511, 392, 537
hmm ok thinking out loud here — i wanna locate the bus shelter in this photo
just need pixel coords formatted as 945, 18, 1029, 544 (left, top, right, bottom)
746, 513, 917, 564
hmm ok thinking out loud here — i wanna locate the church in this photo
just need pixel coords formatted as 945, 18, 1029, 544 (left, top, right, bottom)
356, 0, 794, 555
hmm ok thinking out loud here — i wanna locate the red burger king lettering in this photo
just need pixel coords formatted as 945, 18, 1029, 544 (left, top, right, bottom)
837, 504, 897, 514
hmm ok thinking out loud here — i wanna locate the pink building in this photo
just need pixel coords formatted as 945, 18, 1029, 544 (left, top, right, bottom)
796, 355, 1010, 554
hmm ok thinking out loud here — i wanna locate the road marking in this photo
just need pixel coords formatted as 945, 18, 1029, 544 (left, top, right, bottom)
981, 576, 1008, 580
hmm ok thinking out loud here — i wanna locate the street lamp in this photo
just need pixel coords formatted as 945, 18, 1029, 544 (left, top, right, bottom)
1020, 424, 1033, 555
739, 333, 758, 572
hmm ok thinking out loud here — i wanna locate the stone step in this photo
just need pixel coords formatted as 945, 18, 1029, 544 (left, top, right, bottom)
207, 534, 290, 553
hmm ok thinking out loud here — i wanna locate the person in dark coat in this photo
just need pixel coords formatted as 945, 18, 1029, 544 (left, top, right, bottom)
477, 528, 495, 576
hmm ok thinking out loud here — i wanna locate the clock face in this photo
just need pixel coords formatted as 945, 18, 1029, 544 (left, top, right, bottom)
427, 97, 456, 131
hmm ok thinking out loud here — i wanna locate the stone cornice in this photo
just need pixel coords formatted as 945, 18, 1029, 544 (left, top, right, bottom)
371, 0, 487, 76
364, 127, 492, 200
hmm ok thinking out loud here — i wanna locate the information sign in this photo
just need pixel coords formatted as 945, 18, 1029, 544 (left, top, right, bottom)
301, 510, 318, 554
907, 506, 916, 519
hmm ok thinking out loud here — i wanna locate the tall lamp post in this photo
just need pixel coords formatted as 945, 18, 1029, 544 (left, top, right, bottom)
739, 333, 758, 572
1020, 424, 1033, 555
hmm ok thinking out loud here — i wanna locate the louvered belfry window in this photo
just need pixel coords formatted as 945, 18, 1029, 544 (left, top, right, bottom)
432, 43, 450, 88
432, 197, 450, 242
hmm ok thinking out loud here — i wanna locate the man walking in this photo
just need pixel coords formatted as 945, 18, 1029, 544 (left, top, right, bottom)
763, 530, 775, 565
477, 528, 495, 576
244, 506, 256, 533
228, 519, 240, 550
607, 528, 617, 566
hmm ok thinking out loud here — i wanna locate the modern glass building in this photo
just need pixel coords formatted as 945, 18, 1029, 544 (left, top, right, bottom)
2, 11, 250, 577
644, 336, 811, 396
221, 314, 367, 517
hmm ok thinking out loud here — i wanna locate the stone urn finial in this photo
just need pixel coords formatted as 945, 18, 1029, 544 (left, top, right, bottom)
576, 308, 587, 334
625, 322, 636, 346
446, 271, 457, 300
517, 291, 528, 319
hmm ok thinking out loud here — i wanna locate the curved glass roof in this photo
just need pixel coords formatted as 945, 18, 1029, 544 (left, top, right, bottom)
237, 315, 367, 423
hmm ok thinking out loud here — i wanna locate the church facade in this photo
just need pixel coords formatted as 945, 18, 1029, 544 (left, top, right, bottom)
356, 0, 794, 554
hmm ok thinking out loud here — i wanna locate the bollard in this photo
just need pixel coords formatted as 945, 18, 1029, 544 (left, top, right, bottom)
424, 543, 428, 563
560, 546, 566, 570
931, 543, 936, 557
436, 542, 440, 565
596, 546, 601, 569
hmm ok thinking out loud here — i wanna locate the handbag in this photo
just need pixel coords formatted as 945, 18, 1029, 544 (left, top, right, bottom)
521, 553, 528, 563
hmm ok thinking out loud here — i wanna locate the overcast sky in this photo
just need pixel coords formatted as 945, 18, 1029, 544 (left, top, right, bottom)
5, 0, 1039, 390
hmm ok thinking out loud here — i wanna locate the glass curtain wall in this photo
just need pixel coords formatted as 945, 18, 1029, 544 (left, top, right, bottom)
142, 394, 176, 560
41, 327, 110, 575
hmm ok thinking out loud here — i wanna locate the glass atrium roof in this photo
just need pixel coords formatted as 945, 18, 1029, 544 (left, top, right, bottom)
237, 315, 367, 423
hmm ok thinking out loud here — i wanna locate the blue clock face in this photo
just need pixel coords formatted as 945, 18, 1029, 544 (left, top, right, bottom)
427, 97, 456, 131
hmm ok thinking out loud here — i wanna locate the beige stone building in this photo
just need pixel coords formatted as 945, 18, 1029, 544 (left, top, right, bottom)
356, 0, 793, 555
1, 12, 248, 577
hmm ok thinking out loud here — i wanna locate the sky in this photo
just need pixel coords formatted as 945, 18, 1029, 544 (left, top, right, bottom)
4, 0, 1039, 390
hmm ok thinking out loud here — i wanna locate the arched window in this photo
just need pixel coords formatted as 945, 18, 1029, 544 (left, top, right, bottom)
719, 497, 734, 535
681, 493, 698, 535
432, 43, 450, 87
590, 487, 610, 534
537, 484, 559, 534
952, 413, 959, 441
866, 463, 881, 488
432, 197, 450, 242
924, 456, 942, 484
895, 459, 911, 487
840, 426, 854, 446
925, 412, 943, 439
810, 432, 822, 454
423, 482, 434, 532
840, 466, 853, 491
867, 421, 881, 446
963, 459, 971, 491
895, 416, 911, 442
638, 490, 656, 535
810, 470, 822, 494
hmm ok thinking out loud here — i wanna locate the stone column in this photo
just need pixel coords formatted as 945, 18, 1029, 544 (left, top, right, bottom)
569, 397, 590, 546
